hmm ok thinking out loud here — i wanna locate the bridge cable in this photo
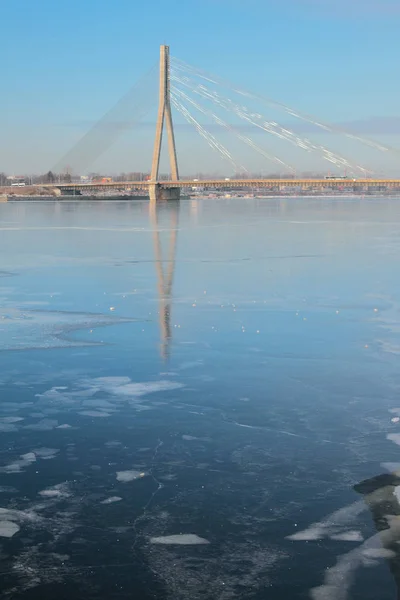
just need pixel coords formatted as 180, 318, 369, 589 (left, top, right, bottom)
171, 70, 370, 175
52, 63, 158, 174
171, 70, 371, 176
171, 57, 395, 157
170, 94, 245, 172
172, 86, 295, 173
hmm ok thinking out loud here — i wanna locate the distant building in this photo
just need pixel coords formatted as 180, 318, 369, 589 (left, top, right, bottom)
7, 176, 26, 187
92, 177, 113, 184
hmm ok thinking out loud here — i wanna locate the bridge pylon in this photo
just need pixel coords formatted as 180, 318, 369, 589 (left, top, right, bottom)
150, 45, 180, 202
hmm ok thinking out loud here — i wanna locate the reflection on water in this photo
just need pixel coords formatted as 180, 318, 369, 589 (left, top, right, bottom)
1, 197, 400, 599
150, 199, 179, 362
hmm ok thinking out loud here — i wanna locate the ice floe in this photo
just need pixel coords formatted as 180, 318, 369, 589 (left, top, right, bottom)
387, 433, 400, 446
150, 534, 210, 545
331, 530, 364, 542
21, 452, 36, 462
25, 419, 58, 431
32, 377, 185, 420
100, 496, 122, 504
78, 411, 111, 418
0, 416, 24, 423
77, 378, 184, 399
116, 470, 145, 483
39, 483, 71, 499
0, 423, 18, 432
0, 486, 18, 493
33, 448, 59, 459
287, 501, 366, 542
0, 521, 20, 538
1, 451, 37, 473
381, 462, 400, 472
182, 434, 210, 442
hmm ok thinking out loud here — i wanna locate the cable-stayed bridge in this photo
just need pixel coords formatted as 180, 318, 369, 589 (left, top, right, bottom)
38, 45, 400, 199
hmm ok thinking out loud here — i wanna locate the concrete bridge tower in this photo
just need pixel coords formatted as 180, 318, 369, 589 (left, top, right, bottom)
149, 45, 180, 202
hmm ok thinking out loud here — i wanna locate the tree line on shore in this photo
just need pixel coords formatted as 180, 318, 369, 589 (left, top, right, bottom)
0, 171, 336, 186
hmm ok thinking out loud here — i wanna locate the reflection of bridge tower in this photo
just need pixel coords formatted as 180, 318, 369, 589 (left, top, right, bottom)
149, 45, 180, 203
149, 199, 179, 360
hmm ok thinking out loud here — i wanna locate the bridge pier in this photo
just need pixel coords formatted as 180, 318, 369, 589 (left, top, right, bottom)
149, 184, 180, 202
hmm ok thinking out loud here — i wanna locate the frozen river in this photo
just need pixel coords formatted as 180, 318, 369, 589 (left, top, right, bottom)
1, 197, 400, 599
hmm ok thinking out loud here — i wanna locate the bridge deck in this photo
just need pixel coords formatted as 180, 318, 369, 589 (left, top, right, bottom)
34, 178, 400, 192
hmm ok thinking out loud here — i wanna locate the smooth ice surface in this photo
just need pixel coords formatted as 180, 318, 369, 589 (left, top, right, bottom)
0, 308, 133, 351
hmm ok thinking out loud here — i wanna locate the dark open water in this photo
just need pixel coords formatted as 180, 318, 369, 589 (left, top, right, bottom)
1, 197, 400, 599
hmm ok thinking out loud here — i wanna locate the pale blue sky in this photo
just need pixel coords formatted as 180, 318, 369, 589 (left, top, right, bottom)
2, 0, 399, 175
